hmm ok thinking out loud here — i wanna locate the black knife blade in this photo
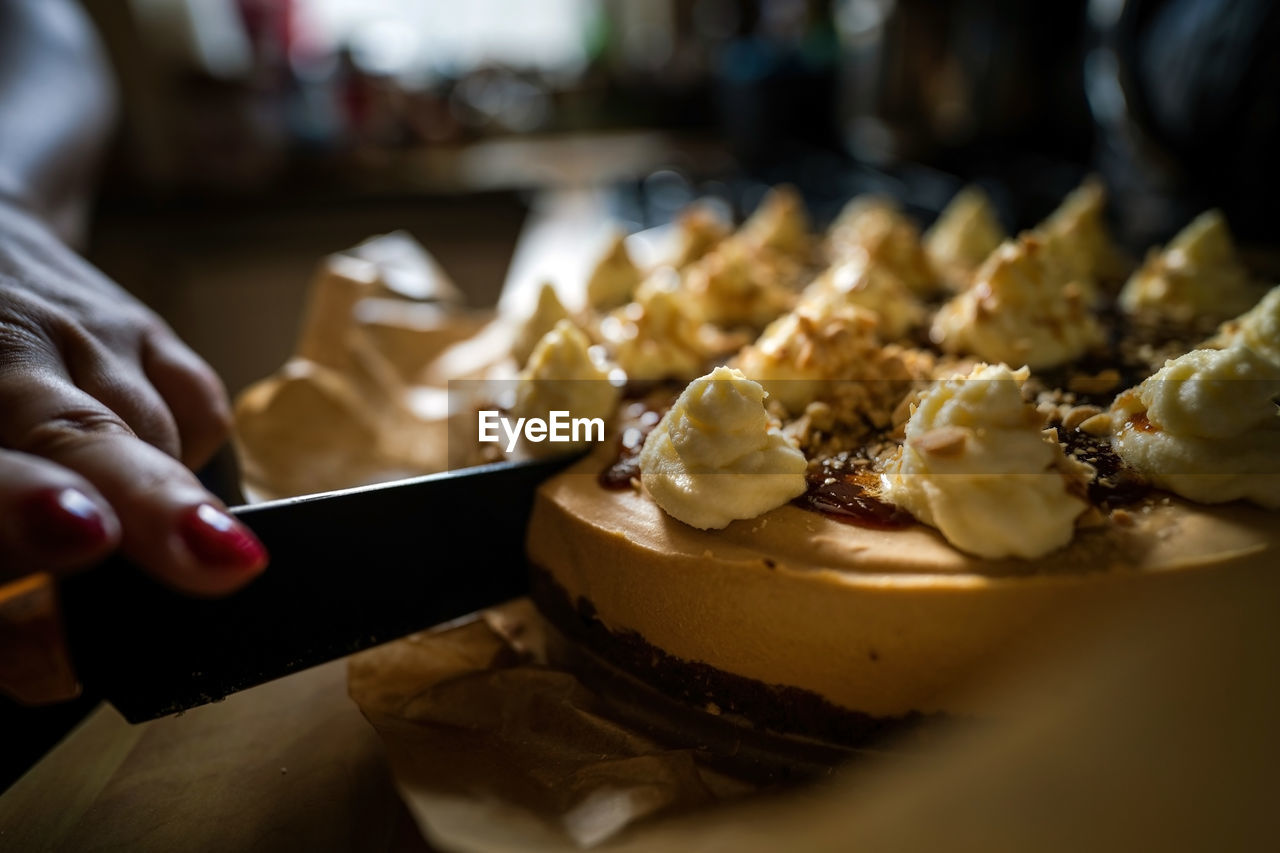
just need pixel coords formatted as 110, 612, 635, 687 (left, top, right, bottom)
57, 452, 582, 723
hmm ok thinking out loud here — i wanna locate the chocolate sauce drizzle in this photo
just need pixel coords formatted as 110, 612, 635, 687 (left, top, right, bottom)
598, 401, 667, 490
793, 456, 912, 530
1054, 425, 1151, 508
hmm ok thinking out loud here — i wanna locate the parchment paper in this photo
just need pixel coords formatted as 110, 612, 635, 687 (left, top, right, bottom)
346, 601, 768, 851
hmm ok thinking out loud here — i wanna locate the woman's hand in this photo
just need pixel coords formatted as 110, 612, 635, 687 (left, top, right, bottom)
0, 199, 266, 594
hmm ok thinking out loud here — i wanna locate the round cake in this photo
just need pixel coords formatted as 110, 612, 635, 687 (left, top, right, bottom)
527, 444, 1273, 740
509, 184, 1280, 744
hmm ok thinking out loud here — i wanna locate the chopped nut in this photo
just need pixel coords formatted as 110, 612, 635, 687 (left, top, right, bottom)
1036, 400, 1061, 423
1111, 508, 1135, 527
891, 391, 919, 427
910, 426, 967, 456
1062, 404, 1103, 431
1068, 368, 1121, 396
1076, 506, 1107, 528
1111, 388, 1145, 419
1063, 281, 1084, 310
805, 399, 834, 419
1078, 412, 1114, 436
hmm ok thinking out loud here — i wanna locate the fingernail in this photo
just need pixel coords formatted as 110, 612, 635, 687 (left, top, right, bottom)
23, 488, 110, 554
178, 504, 267, 572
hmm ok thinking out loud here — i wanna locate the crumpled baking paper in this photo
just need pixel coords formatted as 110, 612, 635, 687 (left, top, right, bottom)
346, 600, 765, 850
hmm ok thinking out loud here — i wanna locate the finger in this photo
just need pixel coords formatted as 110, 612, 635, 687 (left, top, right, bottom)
62, 327, 182, 461
0, 448, 120, 581
141, 327, 232, 470
3, 284, 183, 461
0, 369, 267, 596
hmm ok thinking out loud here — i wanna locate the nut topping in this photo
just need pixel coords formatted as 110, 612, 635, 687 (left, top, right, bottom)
1067, 368, 1121, 396
909, 426, 968, 456
1078, 412, 1114, 436
1062, 405, 1104, 431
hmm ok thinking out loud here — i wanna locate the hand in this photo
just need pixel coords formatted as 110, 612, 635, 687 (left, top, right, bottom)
0, 198, 266, 595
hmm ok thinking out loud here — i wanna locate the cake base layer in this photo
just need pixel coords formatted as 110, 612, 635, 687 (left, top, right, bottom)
532, 563, 946, 754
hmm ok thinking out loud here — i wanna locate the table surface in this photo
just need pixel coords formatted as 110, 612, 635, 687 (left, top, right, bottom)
0, 660, 432, 852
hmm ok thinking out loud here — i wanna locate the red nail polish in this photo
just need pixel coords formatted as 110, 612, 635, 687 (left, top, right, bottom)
22, 488, 109, 554
178, 504, 267, 572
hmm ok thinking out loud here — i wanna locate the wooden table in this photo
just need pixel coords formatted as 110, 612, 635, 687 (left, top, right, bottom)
0, 661, 429, 852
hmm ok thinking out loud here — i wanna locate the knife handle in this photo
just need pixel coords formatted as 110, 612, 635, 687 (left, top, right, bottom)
0, 572, 80, 705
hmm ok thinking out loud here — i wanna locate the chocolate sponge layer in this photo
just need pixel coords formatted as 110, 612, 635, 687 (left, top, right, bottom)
529, 562, 947, 765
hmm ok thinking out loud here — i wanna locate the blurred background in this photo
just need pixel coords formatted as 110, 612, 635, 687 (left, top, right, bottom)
74, 0, 1280, 398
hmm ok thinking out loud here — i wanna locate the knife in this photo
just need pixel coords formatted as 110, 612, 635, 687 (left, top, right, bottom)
0, 452, 582, 723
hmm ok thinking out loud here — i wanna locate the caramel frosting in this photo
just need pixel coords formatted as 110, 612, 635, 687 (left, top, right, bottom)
880, 364, 1087, 559
586, 232, 642, 311
672, 203, 732, 268
737, 185, 812, 259
1111, 345, 1280, 509
511, 280, 570, 366
1214, 284, 1280, 366
601, 277, 710, 381
638, 366, 807, 530
828, 196, 937, 296
734, 304, 885, 416
931, 233, 1102, 369
511, 320, 621, 452
1035, 178, 1129, 287
924, 186, 1007, 291
682, 238, 799, 330
1118, 210, 1261, 324
799, 253, 926, 342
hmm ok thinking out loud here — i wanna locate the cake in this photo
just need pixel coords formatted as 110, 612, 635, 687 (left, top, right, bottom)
233, 186, 1278, 750
518, 185, 1279, 745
